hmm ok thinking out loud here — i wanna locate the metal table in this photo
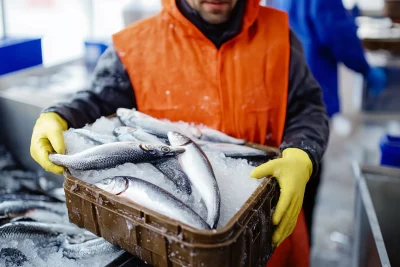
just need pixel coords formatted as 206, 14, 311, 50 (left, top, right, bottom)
352, 163, 400, 267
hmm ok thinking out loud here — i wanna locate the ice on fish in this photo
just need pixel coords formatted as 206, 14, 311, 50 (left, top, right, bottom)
49, 142, 185, 170
63, 114, 267, 228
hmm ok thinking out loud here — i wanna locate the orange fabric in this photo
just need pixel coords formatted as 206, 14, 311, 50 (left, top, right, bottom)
267, 210, 310, 267
113, 0, 309, 265
113, 0, 289, 147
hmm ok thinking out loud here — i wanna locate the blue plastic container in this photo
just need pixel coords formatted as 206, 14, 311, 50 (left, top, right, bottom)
380, 134, 400, 168
84, 40, 109, 71
0, 38, 43, 76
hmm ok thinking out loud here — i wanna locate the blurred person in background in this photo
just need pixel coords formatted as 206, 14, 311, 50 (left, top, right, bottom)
270, 0, 387, 245
30, 0, 329, 265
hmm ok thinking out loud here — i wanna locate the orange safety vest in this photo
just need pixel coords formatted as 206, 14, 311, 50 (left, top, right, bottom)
113, 0, 309, 266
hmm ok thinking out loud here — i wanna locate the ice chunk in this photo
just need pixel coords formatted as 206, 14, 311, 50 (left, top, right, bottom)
63, 112, 267, 228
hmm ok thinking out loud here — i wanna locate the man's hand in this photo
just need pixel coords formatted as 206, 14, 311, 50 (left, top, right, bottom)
250, 148, 312, 247
366, 67, 387, 97
30, 112, 68, 174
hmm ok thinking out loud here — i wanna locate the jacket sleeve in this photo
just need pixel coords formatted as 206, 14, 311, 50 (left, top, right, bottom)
281, 30, 330, 176
310, 0, 370, 76
43, 45, 136, 129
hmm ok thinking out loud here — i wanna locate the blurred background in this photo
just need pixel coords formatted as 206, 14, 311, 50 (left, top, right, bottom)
0, 0, 399, 266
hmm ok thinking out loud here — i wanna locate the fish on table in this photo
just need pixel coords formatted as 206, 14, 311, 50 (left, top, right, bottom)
49, 142, 185, 171
61, 238, 120, 259
168, 131, 220, 229
95, 176, 210, 230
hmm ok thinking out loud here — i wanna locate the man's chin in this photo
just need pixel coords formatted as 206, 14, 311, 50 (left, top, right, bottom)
201, 13, 230, 24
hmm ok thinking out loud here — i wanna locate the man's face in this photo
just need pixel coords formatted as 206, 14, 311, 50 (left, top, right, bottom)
186, 0, 239, 24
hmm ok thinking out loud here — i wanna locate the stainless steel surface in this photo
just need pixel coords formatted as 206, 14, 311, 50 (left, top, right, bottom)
0, 59, 90, 185
353, 163, 400, 267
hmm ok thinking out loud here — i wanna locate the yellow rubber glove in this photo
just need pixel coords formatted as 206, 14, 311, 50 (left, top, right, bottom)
250, 148, 312, 247
30, 112, 68, 174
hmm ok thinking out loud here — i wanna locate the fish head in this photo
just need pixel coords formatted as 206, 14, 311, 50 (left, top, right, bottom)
95, 177, 128, 195
167, 131, 192, 146
113, 126, 137, 136
139, 143, 185, 156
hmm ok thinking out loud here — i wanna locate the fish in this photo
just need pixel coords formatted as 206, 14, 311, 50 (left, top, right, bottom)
153, 158, 192, 195
72, 128, 117, 144
0, 194, 57, 203
114, 126, 164, 144
114, 127, 192, 194
0, 201, 67, 217
121, 117, 178, 139
116, 108, 154, 121
10, 209, 66, 224
0, 248, 28, 267
49, 142, 185, 171
197, 127, 245, 144
62, 238, 120, 259
167, 132, 220, 228
95, 176, 210, 230
0, 222, 95, 244
200, 143, 267, 157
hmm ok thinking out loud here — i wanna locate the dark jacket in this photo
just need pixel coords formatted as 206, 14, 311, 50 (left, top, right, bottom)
44, 0, 329, 175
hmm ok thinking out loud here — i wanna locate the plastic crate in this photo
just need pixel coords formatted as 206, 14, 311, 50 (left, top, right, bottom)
64, 145, 280, 267
0, 38, 43, 76
380, 134, 400, 168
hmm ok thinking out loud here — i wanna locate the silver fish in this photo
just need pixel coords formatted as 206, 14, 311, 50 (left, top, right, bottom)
49, 142, 185, 171
0, 194, 55, 203
95, 176, 210, 230
0, 222, 78, 243
200, 143, 267, 157
116, 108, 153, 121
153, 158, 192, 195
121, 117, 178, 139
62, 238, 120, 259
114, 127, 191, 194
0, 201, 67, 216
198, 128, 245, 144
10, 209, 66, 224
167, 132, 220, 228
114, 126, 163, 144
72, 128, 117, 144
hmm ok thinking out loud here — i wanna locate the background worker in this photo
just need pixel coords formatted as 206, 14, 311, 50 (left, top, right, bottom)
30, 0, 329, 266
270, 0, 387, 243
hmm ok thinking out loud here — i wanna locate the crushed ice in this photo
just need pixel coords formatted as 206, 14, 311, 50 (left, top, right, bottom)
64, 116, 265, 228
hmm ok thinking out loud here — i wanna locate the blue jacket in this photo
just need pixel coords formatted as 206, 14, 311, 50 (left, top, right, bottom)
272, 0, 370, 116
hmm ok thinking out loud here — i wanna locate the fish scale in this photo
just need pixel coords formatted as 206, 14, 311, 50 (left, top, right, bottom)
49, 142, 185, 171
95, 176, 210, 230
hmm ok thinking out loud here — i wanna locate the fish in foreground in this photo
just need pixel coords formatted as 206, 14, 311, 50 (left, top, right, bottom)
49, 142, 185, 171
197, 127, 245, 145
168, 131, 220, 228
62, 238, 120, 259
95, 176, 210, 230
72, 128, 117, 144
0, 200, 67, 217
200, 143, 267, 157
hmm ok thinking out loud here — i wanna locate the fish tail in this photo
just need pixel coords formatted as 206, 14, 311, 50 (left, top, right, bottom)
48, 154, 66, 166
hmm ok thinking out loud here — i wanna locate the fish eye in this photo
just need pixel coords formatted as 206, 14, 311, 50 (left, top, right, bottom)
102, 178, 112, 185
161, 147, 170, 153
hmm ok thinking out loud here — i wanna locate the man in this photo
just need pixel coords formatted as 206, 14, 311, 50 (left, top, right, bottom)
30, 0, 329, 266
270, 0, 386, 244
